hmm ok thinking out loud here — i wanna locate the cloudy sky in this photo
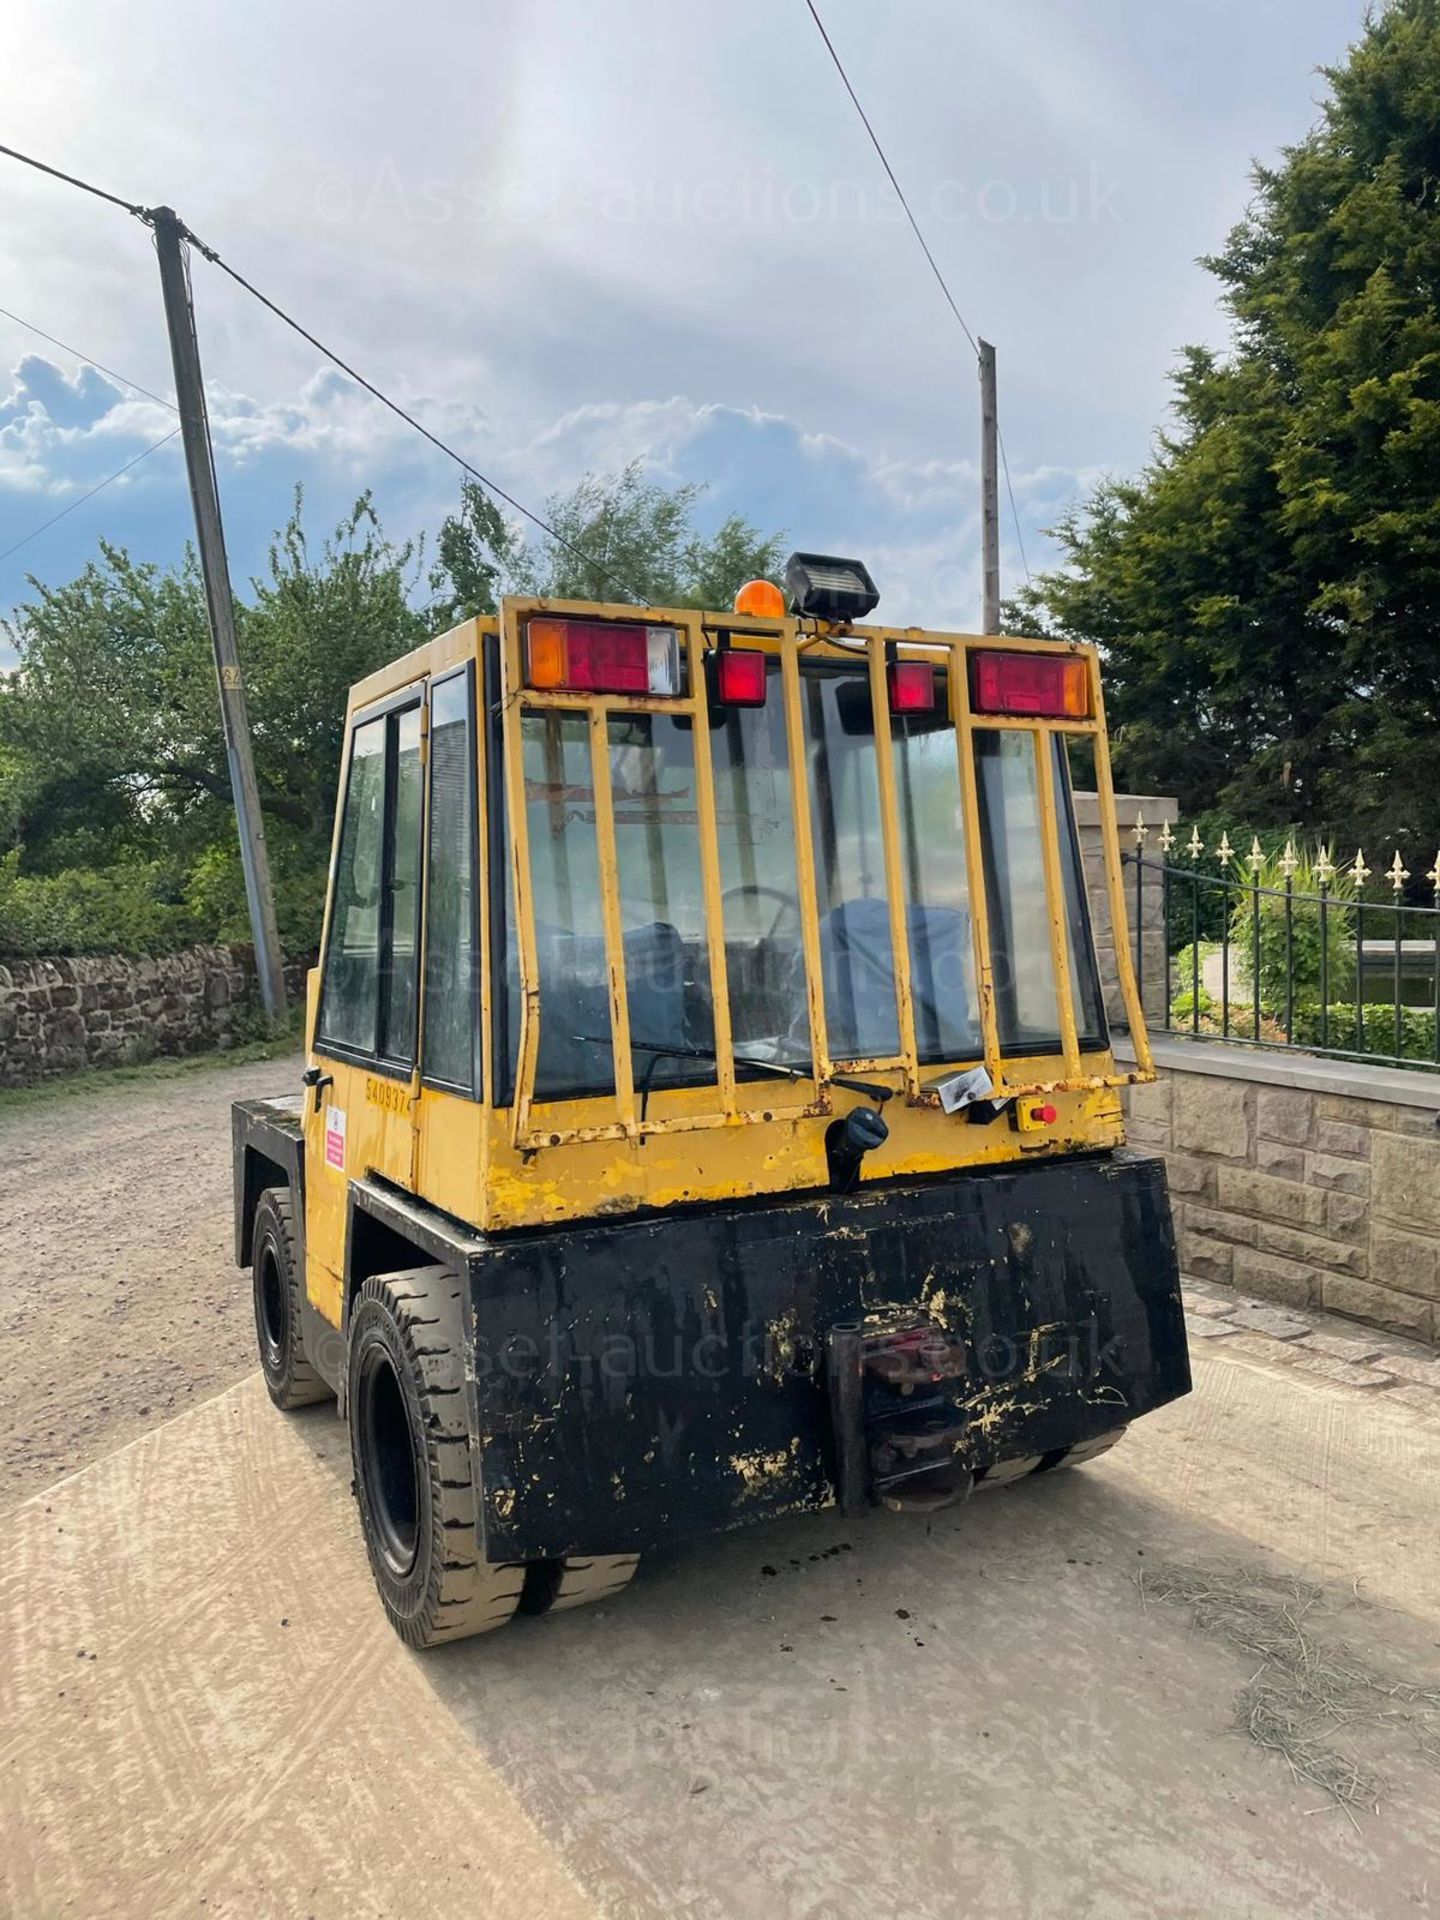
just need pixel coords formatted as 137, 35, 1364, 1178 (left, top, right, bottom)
1, 0, 1367, 649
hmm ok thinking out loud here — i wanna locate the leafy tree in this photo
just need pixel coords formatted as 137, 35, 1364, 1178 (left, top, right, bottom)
426, 478, 512, 624
430, 461, 784, 613
0, 464, 783, 957
0, 489, 427, 871
1016, 0, 1440, 860
0, 540, 218, 873
244, 489, 429, 842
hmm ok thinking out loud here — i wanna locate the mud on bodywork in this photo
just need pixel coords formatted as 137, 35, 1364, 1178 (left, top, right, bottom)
465, 1147, 1189, 1563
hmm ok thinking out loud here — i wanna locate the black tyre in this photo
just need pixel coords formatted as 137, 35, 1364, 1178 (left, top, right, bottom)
252, 1186, 329, 1411
977, 1426, 1127, 1490
520, 1553, 641, 1616
347, 1267, 525, 1649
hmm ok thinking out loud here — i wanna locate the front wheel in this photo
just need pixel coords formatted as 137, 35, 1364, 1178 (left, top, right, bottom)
347, 1267, 525, 1648
252, 1187, 330, 1411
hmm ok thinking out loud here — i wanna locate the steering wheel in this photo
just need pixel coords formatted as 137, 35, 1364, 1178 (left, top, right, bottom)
721, 884, 801, 943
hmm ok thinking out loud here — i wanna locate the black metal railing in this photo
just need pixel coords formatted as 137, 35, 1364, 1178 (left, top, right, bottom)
1124, 826, 1440, 1073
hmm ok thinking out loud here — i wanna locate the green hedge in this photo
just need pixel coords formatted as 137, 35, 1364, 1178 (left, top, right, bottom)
0, 854, 200, 958
1290, 1000, 1438, 1066
0, 844, 327, 960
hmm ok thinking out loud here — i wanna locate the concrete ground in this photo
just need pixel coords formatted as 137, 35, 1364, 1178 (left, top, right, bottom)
4, 1062, 1440, 1918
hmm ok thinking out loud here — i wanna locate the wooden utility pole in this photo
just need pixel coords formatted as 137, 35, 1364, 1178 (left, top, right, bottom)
150, 207, 286, 1025
979, 338, 1001, 635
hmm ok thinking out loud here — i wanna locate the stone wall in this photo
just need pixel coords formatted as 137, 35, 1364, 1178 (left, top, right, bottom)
0, 947, 307, 1087
1074, 791, 1175, 1027
1123, 1038, 1440, 1348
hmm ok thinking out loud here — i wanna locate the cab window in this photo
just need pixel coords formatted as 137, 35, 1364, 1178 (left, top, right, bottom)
422, 670, 479, 1092
318, 696, 424, 1067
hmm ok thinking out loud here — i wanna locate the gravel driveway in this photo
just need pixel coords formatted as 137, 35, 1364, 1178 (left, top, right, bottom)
0, 1052, 302, 1509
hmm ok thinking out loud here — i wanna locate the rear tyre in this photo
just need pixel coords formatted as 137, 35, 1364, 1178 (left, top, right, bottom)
252, 1186, 329, 1411
522, 1553, 641, 1616
977, 1426, 1127, 1489
348, 1266, 524, 1648
1052, 1425, 1127, 1469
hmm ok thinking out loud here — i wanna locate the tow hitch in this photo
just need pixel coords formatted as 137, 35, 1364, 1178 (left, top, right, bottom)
827, 1319, 976, 1515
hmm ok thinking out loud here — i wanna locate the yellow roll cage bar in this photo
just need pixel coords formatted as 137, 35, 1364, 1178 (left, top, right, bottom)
498, 597, 1151, 1153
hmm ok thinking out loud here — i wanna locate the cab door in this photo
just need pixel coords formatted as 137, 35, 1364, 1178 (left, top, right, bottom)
303, 684, 427, 1328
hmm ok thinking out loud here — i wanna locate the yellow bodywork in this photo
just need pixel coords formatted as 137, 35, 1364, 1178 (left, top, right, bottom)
301, 599, 1151, 1326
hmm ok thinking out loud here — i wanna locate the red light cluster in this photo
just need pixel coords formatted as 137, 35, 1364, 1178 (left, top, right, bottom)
887, 661, 937, 713
526, 618, 682, 696
971, 650, 1090, 720
711, 648, 768, 707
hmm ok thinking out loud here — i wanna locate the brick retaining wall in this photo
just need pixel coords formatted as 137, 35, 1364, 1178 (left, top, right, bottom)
1122, 1038, 1440, 1348
0, 947, 307, 1086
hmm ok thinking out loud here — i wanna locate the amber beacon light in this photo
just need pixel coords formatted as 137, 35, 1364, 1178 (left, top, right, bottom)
732, 578, 786, 618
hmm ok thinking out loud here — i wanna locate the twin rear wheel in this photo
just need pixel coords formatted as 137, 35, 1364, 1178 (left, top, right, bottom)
250, 1191, 638, 1649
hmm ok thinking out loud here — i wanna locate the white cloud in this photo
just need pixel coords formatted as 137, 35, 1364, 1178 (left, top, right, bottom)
0, 0, 1369, 611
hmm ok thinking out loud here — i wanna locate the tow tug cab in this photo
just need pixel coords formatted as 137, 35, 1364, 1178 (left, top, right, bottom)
233, 554, 1189, 1647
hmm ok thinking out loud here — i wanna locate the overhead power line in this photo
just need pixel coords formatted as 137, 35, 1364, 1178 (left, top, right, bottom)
0, 428, 181, 566
0, 140, 148, 218
0, 303, 177, 413
0, 142, 649, 603
798, 0, 1032, 583
800, 0, 979, 358
179, 225, 648, 603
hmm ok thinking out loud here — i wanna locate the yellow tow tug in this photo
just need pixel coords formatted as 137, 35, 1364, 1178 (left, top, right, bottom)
233, 553, 1189, 1646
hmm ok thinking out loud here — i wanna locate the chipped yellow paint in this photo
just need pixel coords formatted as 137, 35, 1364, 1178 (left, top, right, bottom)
762, 1308, 801, 1384
491, 1488, 516, 1520
960, 1390, 1029, 1444
730, 1435, 803, 1496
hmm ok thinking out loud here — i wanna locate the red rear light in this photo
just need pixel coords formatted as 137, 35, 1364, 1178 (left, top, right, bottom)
971, 650, 1090, 719
710, 647, 768, 707
887, 660, 937, 713
526, 618, 683, 696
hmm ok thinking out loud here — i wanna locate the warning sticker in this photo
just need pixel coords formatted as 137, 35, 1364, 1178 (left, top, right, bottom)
324, 1104, 346, 1171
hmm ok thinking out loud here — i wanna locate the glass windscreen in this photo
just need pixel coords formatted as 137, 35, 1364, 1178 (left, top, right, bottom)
975, 728, 1106, 1051
802, 663, 980, 1063
503, 649, 1105, 1106
514, 697, 812, 1099
711, 664, 810, 1066
517, 712, 614, 1099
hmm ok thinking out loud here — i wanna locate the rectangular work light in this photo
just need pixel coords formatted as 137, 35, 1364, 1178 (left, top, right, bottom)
526, 618, 684, 696
970, 649, 1090, 720
783, 551, 881, 623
